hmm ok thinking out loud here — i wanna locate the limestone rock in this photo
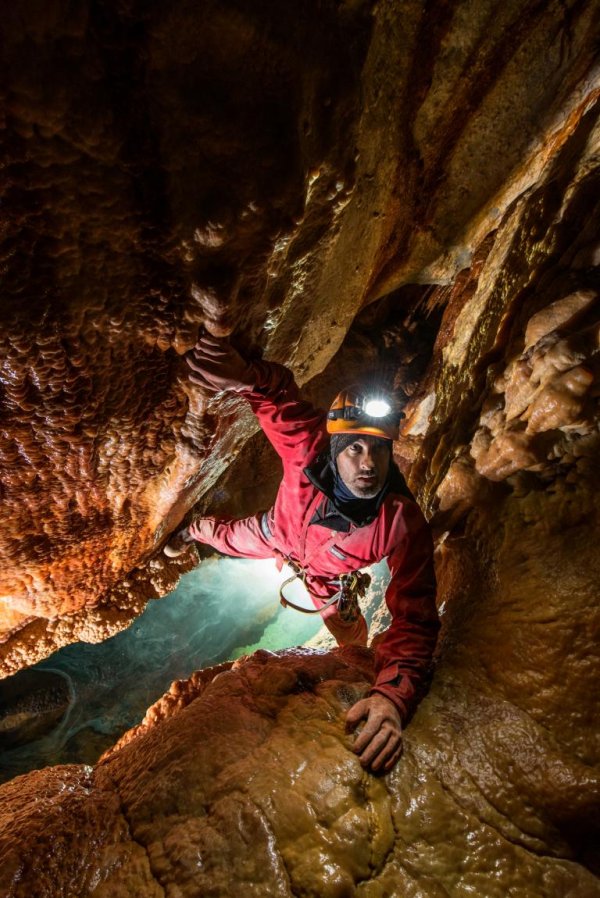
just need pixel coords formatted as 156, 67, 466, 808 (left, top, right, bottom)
2, 0, 600, 669
1, 647, 598, 896
0, 669, 72, 749
1, 0, 600, 893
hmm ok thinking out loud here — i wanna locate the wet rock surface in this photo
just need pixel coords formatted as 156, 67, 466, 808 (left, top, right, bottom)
1, 0, 599, 668
0, 669, 72, 750
1, 648, 598, 896
0, 0, 599, 894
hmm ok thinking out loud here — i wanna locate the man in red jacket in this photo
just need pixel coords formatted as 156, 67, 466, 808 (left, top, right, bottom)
166, 335, 439, 773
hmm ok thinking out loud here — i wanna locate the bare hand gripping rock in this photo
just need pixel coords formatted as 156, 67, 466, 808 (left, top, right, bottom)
185, 334, 260, 394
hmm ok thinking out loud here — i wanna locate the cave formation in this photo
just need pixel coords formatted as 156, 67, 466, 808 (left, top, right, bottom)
1, 1, 600, 895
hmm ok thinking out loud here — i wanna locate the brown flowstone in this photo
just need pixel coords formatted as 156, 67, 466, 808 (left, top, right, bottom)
1, 646, 598, 896
1, 1, 600, 891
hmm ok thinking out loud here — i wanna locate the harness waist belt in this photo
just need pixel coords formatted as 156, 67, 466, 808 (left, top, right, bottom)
278, 558, 371, 621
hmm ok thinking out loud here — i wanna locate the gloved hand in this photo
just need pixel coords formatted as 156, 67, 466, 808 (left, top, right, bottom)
186, 335, 257, 394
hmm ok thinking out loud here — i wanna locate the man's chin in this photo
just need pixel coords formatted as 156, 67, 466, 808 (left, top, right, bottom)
350, 483, 381, 499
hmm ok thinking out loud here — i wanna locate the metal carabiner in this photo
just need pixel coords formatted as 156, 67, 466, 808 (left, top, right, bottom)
279, 567, 307, 609
337, 571, 371, 622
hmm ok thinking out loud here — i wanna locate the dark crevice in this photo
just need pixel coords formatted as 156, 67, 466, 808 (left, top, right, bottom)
304, 284, 445, 428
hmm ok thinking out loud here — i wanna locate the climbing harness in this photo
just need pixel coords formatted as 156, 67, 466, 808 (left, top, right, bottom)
278, 560, 371, 623
266, 511, 371, 623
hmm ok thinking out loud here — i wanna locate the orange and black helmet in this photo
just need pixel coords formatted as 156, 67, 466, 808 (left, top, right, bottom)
326, 387, 402, 441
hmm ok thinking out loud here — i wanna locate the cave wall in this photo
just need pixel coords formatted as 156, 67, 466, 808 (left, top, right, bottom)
1, 1, 600, 895
416, 108, 600, 777
1, 642, 598, 896
1, 0, 599, 672
0, 0, 375, 667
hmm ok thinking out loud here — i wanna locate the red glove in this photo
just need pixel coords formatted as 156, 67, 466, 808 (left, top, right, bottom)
186, 335, 258, 394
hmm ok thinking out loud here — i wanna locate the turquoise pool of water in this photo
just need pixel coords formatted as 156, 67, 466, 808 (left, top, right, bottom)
0, 556, 389, 782
0, 558, 328, 780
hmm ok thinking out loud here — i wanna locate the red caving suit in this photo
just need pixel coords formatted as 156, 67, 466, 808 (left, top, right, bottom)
189, 362, 440, 721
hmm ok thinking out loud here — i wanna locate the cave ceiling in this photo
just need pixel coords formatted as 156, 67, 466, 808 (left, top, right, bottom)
1, 0, 600, 893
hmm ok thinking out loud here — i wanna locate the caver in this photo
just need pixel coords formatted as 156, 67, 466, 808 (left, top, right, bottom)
165, 335, 440, 772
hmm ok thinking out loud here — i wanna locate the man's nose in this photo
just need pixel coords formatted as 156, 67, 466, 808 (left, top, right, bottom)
360, 449, 376, 469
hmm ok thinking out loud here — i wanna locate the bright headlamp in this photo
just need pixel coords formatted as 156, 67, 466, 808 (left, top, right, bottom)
326, 385, 402, 438
362, 397, 392, 418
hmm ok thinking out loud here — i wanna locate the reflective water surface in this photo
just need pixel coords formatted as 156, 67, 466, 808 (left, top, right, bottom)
0, 558, 328, 780
0, 556, 389, 782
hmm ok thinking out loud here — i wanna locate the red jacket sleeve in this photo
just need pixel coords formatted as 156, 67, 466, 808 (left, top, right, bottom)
370, 500, 439, 723
240, 361, 327, 466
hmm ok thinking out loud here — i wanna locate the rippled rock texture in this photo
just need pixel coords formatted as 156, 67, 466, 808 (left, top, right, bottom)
1, 0, 600, 894
2, 0, 599, 669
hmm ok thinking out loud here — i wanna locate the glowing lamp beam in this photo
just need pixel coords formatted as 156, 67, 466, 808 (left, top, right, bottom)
363, 398, 392, 417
